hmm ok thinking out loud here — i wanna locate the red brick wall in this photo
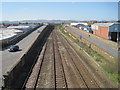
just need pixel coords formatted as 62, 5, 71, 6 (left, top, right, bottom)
93, 26, 109, 39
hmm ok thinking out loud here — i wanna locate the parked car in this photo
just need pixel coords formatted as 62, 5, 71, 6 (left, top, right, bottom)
8, 45, 19, 52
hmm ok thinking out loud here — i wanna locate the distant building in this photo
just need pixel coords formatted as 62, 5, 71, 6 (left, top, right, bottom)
70, 22, 88, 26
82, 26, 91, 31
7, 25, 29, 29
75, 24, 85, 29
91, 23, 120, 42
0, 24, 4, 28
7, 25, 35, 30
0, 28, 23, 41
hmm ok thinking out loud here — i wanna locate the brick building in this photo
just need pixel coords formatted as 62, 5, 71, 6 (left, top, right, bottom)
91, 23, 120, 42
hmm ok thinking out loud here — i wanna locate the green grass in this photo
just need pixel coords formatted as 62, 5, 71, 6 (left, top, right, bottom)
59, 25, 120, 83
105, 71, 120, 83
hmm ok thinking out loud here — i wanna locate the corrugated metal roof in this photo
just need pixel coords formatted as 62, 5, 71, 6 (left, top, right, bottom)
0, 28, 23, 40
92, 23, 114, 26
7, 25, 30, 29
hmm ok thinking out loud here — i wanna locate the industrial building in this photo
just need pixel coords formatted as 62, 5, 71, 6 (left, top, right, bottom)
7, 25, 35, 30
0, 28, 23, 41
91, 23, 120, 42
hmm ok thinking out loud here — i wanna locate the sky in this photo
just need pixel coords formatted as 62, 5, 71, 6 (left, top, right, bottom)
1, 2, 119, 21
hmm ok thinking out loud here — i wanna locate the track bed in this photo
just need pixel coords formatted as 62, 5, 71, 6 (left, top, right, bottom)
25, 26, 115, 89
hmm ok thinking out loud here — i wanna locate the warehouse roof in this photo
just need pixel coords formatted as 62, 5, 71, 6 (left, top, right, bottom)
92, 23, 114, 26
0, 28, 23, 40
7, 25, 30, 29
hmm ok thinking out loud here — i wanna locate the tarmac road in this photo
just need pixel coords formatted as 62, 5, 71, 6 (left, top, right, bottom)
65, 26, 118, 58
1, 25, 47, 75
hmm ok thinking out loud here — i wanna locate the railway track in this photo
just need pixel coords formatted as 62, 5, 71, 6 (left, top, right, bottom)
24, 26, 113, 89
56, 30, 100, 88
52, 28, 68, 88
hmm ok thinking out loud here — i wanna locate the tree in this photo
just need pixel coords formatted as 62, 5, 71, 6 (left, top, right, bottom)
25, 22, 28, 24
88, 23, 92, 27
19, 22, 21, 24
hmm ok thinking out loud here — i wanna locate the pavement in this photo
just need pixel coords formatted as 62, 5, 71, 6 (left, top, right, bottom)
65, 25, 118, 58
1, 25, 47, 76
